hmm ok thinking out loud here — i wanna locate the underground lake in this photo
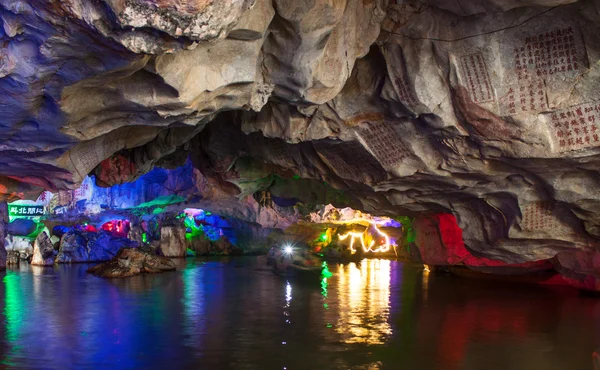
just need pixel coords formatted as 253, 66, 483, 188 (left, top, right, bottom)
0, 258, 598, 370
5, 0, 600, 368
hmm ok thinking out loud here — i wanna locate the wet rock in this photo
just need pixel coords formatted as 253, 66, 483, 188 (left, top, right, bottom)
88, 248, 176, 278
31, 232, 55, 266
55, 231, 89, 263
55, 230, 138, 263
88, 232, 138, 262
52, 225, 72, 238
6, 235, 33, 261
212, 238, 241, 256
189, 235, 241, 256
158, 226, 186, 258
7, 219, 37, 236
128, 225, 144, 246
6, 250, 19, 266
551, 251, 600, 292
189, 237, 211, 255
138, 244, 157, 255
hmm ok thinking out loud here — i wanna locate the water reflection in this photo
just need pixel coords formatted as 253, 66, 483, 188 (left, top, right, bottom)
0, 258, 598, 369
336, 259, 392, 345
182, 260, 205, 350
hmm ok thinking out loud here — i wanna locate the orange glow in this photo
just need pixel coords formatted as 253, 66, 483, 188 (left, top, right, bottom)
338, 222, 393, 253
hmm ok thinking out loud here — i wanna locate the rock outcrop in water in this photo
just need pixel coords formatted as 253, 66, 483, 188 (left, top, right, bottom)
4, 0, 600, 287
88, 248, 176, 278
31, 232, 55, 266
55, 230, 138, 263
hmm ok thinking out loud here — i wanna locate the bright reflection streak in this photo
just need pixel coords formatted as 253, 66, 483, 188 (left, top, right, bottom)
338, 223, 393, 253
321, 277, 328, 299
422, 265, 430, 302
336, 259, 392, 344
3, 273, 23, 343
284, 281, 292, 328
285, 281, 292, 307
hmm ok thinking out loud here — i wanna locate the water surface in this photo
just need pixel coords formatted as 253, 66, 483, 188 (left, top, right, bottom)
0, 258, 598, 369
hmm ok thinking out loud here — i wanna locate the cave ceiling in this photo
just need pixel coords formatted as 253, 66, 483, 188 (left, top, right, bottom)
3, 0, 600, 262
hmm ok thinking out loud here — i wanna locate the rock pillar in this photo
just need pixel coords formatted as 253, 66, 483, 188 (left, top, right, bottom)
31, 231, 55, 266
158, 226, 187, 258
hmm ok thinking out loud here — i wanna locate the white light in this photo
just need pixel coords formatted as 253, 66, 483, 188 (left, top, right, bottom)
283, 246, 293, 255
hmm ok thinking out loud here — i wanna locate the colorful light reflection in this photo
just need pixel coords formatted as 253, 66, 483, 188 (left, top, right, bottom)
335, 259, 392, 344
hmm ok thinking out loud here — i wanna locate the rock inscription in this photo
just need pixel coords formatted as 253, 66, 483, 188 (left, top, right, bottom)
459, 52, 494, 104
544, 101, 600, 152
522, 201, 560, 231
514, 26, 583, 81
499, 79, 548, 116
356, 122, 411, 169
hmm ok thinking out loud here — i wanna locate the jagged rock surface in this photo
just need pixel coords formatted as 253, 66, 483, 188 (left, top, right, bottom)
88, 247, 176, 278
55, 230, 137, 263
3, 1, 600, 281
31, 231, 55, 266
158, 226, 187, 257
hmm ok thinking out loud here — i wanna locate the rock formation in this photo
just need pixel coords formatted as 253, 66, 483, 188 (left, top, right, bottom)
4, 0, 600, 287
6, 250, 19, 266
31, 231, 55, 266
158, 226, 187, 257
55, 230, 138, 263
87, 248, 176, 278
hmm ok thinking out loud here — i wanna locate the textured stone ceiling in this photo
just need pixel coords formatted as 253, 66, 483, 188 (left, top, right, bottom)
3, 0, 600, 267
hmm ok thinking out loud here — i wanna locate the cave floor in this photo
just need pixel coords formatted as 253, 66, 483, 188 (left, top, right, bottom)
0, 257, 596, 369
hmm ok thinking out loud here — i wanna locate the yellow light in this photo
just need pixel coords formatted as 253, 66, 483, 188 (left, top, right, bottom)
423, 264, 431, 273
337, 222, 393, 253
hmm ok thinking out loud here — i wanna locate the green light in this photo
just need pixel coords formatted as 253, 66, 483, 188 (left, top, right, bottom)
326, 323, 332, 328
321, 261, 333, 278
321, 277, 328, 298
4, 273, 24, 343
320, 233, 327, 241
142, 232, 147, 243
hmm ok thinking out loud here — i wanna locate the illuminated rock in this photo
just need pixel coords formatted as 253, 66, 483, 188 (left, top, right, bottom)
55, 231, 138, 263
189, 237, 211, 255
4, 0, 600, 288
6, 219, 37, 237
5, 235, 33, 255
31, 231, 55, 266
551, 251, 600, 291
159, 226, 186, 258
6, 250, 19, 266
88, 248, 176, 278
55, 231, 89, 263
